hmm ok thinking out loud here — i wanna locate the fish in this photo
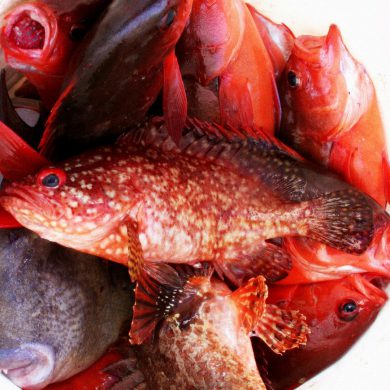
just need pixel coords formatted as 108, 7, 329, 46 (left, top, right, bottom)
253, 274, 388, 389
0, 0, 111, 108
0, 228, 132, 389
113, 265, 308, 389
246, 4, 295, 80
0, 117, 378, 343
39, 0, 193, 159
174, 0, 279, 135
278, 24, 389, 207
275, 24, 390, 284
45, 338, 138, 390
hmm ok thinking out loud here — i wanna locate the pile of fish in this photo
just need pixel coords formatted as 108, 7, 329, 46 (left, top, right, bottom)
0, 0, 388, 389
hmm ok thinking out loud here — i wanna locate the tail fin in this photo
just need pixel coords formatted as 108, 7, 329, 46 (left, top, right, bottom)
306, 189, 373, 254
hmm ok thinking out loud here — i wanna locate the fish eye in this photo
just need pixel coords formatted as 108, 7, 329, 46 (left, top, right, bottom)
69, 25, 87, 41
37, 168, 67, 189
287, 70, 300, 88
338, 299, 359, 321
160, 8, 176, 29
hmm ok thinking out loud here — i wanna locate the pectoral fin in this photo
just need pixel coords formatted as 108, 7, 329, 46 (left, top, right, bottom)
252, 304, 309, 355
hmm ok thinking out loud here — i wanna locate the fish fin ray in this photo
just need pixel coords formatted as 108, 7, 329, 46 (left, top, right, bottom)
219, 73, 254, 131
306, 189, 373, 254
0, 121, 49, 180
253, 304, 309, 355
163, 51, 187, 145
231, 275, 267, 333
214, 243, 291, 286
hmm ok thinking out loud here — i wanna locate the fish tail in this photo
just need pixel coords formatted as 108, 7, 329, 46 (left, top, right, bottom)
253, 304, 309, 355
304, 189, 373, 254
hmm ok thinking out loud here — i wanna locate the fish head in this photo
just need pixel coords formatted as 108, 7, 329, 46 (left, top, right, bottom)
279, 24, 372, 156
178, 0, 245, 84
0, 228, 131, 389
256, 274, 387, 388
0, 153, 135, 249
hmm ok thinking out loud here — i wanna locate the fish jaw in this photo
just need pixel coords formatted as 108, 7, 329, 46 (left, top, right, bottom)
0, 343, 55, 389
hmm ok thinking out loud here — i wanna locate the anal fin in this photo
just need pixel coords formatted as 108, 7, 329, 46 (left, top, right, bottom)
252, 304, 309, 355
214, 243, 291, 286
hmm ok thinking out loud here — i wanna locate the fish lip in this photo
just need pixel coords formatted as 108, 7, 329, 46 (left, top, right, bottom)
2, 3, 58, 65
2, 185, 64, 221
0, 343, 55, 389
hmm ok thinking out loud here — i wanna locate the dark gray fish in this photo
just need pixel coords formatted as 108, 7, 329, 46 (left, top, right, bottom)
0, 228, 131, 389
40, 0, 193, 159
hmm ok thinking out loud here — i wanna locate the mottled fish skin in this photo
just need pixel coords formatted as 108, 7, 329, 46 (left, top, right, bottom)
40, 0, 193, 159
0, 228, 131, 389
0, 118, 375, 283
134, 275, 267, 390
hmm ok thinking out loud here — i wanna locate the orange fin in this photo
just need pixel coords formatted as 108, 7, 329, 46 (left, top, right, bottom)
219, 73, 254, 130
306, 190, 373, 254
382, 152, 390, 204
214, 243, 291, 286
231, 275, 268, 332
163, 51, 187, 145
253, 304, 309, 355
0, 120, 49, 180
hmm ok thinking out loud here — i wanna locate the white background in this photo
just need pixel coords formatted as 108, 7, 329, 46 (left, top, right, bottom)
1, 0, 389, 389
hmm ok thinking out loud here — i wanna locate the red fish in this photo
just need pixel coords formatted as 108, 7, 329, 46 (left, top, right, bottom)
130, 267, 308, 389
39, 0, 193, 159
174, 0, 279, 135
1, 0, 111, 108
246, 4, 295, 79
254, 274, 388, 389
278, 24, 389, 207
276, 24, 390, 284
0, 118, 378, 345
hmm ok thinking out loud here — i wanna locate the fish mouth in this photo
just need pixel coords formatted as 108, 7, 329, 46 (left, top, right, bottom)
1, 185, 64, 223
0, 343, 55, 389
293, 35, 325, 63
2, 3, 58, 64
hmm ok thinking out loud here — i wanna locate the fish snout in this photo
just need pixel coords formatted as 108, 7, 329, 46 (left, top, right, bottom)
0, 343, 55, 389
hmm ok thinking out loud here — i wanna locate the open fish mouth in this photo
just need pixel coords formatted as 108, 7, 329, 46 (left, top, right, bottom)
2, 3, 57, 55
0, 343, 55, 389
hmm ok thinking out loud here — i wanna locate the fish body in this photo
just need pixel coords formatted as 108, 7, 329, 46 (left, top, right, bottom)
276, 24, 390, 284
246, 4, 295, 80
0, 118, 375, 279
40, 0, 193, 159
254, 274, 387, 389
0, 228, 131, 389
1, 0, 111, 108
175, 0, 279, 135
279, 24, 389, 207
131, 266, 308, 389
